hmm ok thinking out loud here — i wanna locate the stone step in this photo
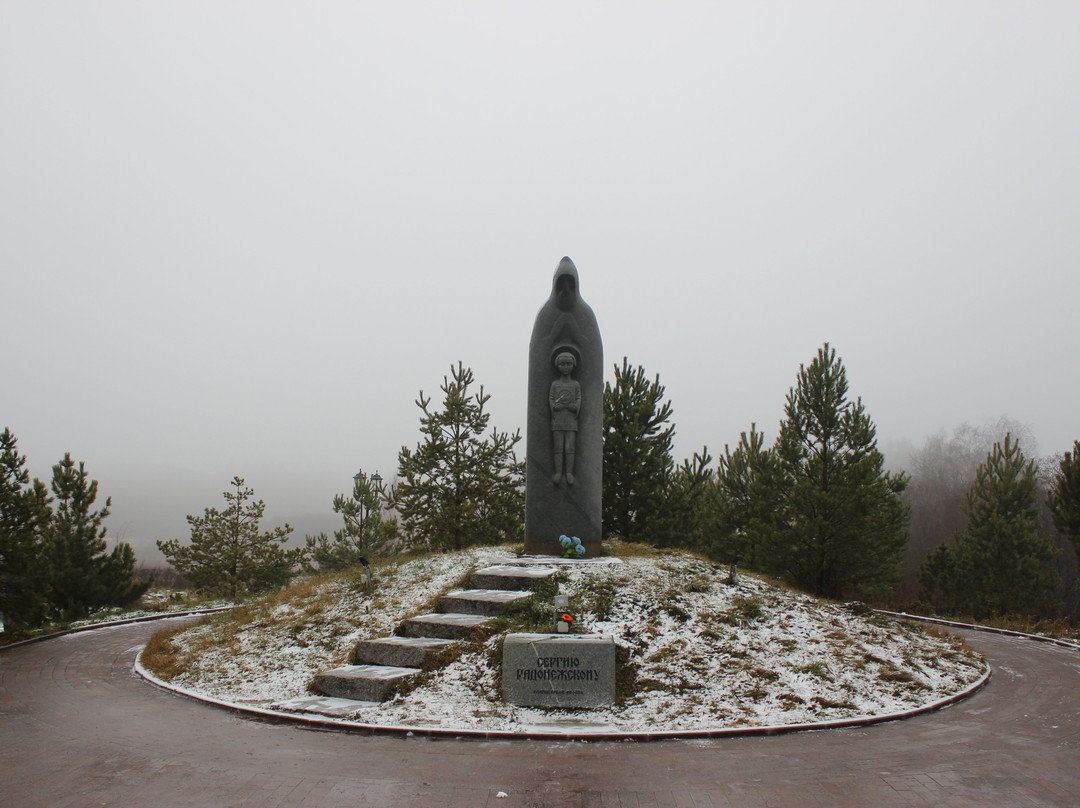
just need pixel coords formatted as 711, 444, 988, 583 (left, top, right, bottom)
354, 635, 456, 668
313, 664, 419, 702
397, 612, 493, 640
438, 588, 534, 617
271, 695, 378, 717
470, 564, 558, 591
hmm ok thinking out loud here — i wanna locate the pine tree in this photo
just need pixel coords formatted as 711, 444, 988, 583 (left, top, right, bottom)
602, 358, 677, 543
48, 453, 149, 619
158, 477, 305, 598
306, 470, 398, 570
0, 428, 53, 628
772, 344, 910, 601
392, 363, 524, 552
901, 418, 1038, 600
99, 541, 150, 606
1047, 440, 1080, 562
660, 447, 714, 551
919, 435, 1060, 617
706, 424, 780, 569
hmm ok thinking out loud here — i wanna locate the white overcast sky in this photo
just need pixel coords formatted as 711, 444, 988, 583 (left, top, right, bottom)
2, 2, 1078, 563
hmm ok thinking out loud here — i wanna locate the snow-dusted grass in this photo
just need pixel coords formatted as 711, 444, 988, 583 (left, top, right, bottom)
143, 545, 986, 732
142, 546, 512, 702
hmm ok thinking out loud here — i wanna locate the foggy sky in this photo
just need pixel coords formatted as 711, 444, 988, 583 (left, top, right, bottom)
3, 2, 1078, 564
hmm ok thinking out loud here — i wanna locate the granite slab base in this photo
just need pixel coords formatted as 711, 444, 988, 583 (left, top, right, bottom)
397, 613, 492, 640
314, 664, 418, 702
470, 565, 558, 591
438, 589, 534, 616
271, 696, 377, 717
354, 636, 455, 668
502, 633, 615, 708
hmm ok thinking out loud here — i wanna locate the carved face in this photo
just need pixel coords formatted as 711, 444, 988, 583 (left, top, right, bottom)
555, 273, 577, 310
556, 354, 575, 375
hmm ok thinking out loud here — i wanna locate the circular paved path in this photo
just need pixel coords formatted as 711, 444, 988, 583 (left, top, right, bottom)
1, 619, 1078, 807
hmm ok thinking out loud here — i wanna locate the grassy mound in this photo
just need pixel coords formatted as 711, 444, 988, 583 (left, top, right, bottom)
142, 543, 985, 731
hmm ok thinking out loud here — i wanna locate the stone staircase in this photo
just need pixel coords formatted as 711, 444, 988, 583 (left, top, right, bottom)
311, 562, 557, 705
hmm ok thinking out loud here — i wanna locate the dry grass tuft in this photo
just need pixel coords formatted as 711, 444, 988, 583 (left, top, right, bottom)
140, 622, 189, 680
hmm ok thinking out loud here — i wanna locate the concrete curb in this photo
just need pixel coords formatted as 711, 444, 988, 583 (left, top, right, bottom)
131, 611, 1004, 742
133, 651, 991, 741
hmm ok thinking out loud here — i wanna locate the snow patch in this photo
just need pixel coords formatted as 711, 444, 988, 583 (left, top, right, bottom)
157, 548, 986, 733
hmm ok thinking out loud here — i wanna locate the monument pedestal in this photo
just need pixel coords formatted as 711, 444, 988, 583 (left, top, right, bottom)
502, 633, 615, 708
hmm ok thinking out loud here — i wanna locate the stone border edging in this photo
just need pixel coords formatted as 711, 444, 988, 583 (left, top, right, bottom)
0, 607, 233, 653
130, 609, 999, 742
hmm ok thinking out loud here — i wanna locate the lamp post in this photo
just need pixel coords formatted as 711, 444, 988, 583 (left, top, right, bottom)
370, 471, 383, 515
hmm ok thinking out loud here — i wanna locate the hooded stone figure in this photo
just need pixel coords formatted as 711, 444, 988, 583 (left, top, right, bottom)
525, 257, 603, 556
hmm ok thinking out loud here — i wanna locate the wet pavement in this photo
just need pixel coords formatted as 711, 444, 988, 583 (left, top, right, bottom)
1, 618, 1078, 807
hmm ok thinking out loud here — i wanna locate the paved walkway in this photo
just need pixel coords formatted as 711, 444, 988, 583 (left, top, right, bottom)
1, 619, 1078, 807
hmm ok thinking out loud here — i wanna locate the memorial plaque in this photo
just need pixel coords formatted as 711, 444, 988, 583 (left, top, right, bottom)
502, 633, 615, 708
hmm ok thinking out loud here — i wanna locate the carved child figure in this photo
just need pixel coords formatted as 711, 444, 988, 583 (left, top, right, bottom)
549, 352, 581, 485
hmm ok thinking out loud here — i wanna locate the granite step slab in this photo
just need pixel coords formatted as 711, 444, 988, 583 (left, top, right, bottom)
397, 612, 493, 640
271, 695, 378, 717
313, 664, 418, 702
438, 588, 534, 617
354, 635, 455, 668
470, 564, 558, 591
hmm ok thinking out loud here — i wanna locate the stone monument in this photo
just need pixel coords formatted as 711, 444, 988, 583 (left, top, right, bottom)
524, 257, 603, 557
